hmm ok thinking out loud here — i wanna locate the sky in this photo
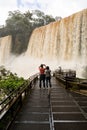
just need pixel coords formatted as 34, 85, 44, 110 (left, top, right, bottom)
0, 0, 87, 26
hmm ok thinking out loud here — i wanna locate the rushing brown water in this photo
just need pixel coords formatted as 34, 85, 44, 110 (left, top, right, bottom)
26, 9, 87, 62
0, 9, 87, 78
0, 35, 12, 64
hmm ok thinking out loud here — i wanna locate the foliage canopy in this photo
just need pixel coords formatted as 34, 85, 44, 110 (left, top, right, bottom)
0, 10, 58, 54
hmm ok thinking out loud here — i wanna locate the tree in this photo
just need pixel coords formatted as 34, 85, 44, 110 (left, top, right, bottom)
44, 15, 55, 25
0, 9, 56, 54
6, 10, 33, 54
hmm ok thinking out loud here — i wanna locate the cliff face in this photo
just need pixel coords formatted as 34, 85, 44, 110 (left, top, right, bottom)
26, 9, 87, 63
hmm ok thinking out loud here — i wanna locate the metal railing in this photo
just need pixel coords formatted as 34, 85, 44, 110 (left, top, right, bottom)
54, 69, 87, 89
0, 74, 38, 130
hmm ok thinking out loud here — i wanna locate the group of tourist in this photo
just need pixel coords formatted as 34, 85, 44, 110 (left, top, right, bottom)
38, 64, 52, 88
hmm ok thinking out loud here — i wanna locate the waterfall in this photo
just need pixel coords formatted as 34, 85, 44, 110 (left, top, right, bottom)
0, 35, 12, 64
26, 22, 60, 60
25, 9, 87, 78
0, 9, 87, 79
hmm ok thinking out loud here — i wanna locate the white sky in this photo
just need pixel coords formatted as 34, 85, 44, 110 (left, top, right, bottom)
0, 0, 87, 25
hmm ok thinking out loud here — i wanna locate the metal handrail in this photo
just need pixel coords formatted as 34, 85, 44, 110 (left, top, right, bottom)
0, 73, 38, 130
54, 70, 87, 89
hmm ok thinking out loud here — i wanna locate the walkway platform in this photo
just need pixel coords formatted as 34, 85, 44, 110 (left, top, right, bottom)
9, 77, 87, 130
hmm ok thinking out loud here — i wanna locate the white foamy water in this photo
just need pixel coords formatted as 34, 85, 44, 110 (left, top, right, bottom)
0, 9, 87, 79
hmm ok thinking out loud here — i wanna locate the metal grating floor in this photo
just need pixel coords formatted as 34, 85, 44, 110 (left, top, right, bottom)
9, 77, 87, 130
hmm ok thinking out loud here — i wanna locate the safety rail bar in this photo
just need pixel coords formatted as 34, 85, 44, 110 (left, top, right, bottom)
54, 71, 87, 89
0, 74, 38, 130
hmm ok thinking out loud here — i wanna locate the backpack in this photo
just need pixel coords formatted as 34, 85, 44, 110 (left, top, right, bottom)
45, 70, 51, 77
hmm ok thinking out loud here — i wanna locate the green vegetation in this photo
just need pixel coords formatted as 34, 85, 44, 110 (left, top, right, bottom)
0, 10, 61, 54
0, 66, 26, 101
0, 75, 25, 94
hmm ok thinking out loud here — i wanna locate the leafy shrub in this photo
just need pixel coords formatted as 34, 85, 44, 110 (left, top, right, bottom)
0, 67, 26, 99
0, 76, 25, 94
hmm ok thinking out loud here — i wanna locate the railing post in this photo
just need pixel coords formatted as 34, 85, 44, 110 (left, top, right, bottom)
65, 74, 68, 89
19, 95, 23, 107
65, 78, 67, 89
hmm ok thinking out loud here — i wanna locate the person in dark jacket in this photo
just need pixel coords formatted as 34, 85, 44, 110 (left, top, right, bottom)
45, 66, 52, 88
